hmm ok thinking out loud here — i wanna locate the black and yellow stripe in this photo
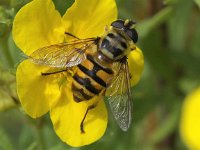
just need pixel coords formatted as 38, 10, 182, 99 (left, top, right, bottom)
72, 54, 113, 102
100, 31, 128, 60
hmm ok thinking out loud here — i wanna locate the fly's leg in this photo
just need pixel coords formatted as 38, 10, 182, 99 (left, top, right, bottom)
65, 32, 80, 40
80, 104, 97, 134
41, 69, 67, 76
80, 91, 105, 133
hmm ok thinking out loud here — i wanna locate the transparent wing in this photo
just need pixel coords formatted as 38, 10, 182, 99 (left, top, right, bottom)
106, 58, 133, 131
29, 38, 97, 68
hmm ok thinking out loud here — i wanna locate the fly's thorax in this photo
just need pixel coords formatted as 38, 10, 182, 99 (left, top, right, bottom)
98, 26, 136, 61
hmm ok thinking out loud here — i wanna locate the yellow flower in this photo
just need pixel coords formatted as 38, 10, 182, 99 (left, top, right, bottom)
12, 0, 144, 147
180, 87, 200, 150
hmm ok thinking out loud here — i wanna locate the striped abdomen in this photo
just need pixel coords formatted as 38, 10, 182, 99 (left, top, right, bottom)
72, 54, 113, 102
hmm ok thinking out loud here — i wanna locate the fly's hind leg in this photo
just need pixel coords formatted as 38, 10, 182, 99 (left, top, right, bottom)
41, 69, 67, 76
41, 67, 75, 76
80, 91, 105, 134
80, 104, 97, 134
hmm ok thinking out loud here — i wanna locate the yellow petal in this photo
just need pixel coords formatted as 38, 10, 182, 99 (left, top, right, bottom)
180, 87, 200, 150
16, 60, 61, 118
12, 0, 65, 55
63, 0, 117, 39
50, 82, 108, 147
128, 47, 144, 86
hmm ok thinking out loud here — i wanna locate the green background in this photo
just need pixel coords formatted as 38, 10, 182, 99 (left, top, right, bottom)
1, 0, 200, 149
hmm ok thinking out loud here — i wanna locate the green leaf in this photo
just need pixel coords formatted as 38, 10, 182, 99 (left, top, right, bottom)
0, 36, 14, 68
49, 144, 79, 150
0, 68, 18, 111
137, 6, 173, 39
190, 17, 200, 56
139, 30, 174, 81
52, 0, 74, 16
26, 142, 37, 150
194, 0, 200, 8
7, 32, 22, 69
18, 126, 37, 150
0, 6, 14, 26
169, 51, 200, 79
164, 0, 179, 5
179, 78, 200, 94
168, 0, 193, 51
0, 128, 14, 150
0, 89, 17, 111
149, 103, 181, 144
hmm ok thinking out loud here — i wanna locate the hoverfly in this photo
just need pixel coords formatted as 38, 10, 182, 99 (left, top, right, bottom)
29, 19, 138, 133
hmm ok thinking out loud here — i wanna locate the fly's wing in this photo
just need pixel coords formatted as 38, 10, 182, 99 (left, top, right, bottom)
29, 38, 97, 68
105, 59, 133, 131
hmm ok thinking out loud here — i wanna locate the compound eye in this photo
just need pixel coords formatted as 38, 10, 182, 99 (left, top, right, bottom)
126, 29, 138, 43
111, 20, 125, 29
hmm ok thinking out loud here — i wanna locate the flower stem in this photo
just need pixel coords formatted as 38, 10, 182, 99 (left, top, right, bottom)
0, 35, 14, 68
36, 119, 47, 150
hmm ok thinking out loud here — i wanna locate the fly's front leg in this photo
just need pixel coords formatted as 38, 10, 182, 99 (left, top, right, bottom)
65, 32, 80, 40
80, 104, 97, 134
